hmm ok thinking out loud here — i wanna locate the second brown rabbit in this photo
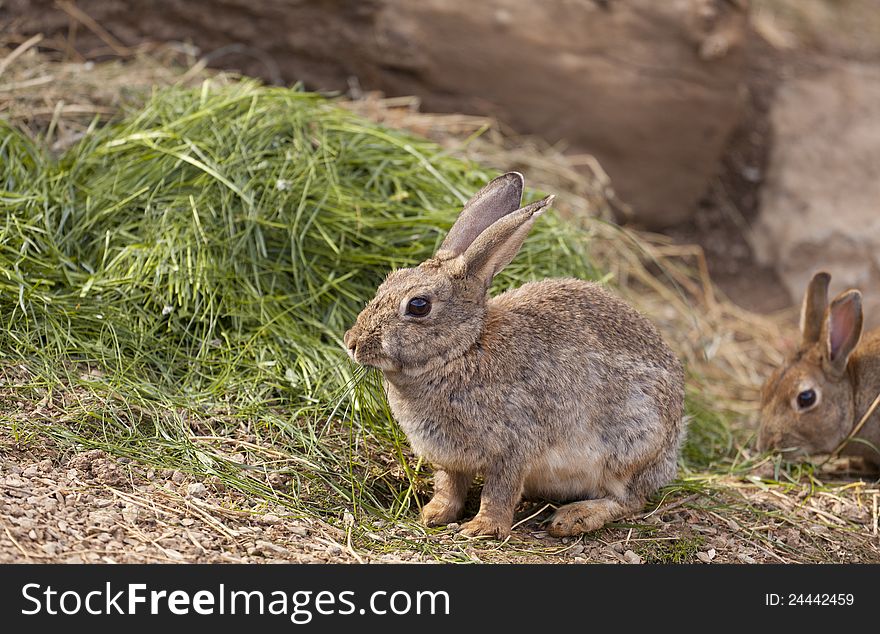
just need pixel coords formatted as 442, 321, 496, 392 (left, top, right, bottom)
759, 271, 880, 469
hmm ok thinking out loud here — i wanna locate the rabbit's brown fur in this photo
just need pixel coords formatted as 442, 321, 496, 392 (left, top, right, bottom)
759, 271, 880, 468
344, 173, 686, 538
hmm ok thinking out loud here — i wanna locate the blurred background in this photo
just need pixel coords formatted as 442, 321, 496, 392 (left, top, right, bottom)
3, 0, 879, 321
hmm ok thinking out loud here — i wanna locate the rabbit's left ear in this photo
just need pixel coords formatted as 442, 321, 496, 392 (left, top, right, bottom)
461, 195, 554, 288
439, 172, 524, 256
801, 271, 830, 346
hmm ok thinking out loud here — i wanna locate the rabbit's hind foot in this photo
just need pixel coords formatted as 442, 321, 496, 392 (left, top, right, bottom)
546, 497, 638, 537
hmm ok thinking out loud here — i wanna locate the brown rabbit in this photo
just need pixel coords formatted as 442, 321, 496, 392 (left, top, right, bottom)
344, 173, 686, 538
758, 271, 880, 468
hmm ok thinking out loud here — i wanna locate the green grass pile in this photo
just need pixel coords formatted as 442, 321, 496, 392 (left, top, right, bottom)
0, 80, 618, 522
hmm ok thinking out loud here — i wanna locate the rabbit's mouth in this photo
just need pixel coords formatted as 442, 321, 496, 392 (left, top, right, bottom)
776, 444, 809, 459
350, 352, 397, 372
343, 337, 399, 372
758, 433, 811, 460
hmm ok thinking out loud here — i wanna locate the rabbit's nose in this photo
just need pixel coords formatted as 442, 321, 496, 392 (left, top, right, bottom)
756, 434, 768, 452
343, 328, 358, 356
756, 428, 778, 452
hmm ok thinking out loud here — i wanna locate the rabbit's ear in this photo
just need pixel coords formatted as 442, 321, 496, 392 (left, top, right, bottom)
801, 271, 831, 346
823, 290, 863, 375
439, 172, 524, 256
461, 195, 554, 287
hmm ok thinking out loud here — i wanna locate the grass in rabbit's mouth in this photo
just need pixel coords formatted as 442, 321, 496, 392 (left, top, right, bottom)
2, 71, 877, 564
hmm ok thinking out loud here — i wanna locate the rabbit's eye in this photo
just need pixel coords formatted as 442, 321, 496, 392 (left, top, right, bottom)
797, 389, 817, 409
406, 297, 431, 317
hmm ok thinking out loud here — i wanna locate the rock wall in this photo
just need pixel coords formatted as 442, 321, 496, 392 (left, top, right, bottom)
752, 60, 880, 327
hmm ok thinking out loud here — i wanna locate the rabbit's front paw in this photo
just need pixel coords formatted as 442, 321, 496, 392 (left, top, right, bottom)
421, 498, 463, 527
459, 513, 511, 539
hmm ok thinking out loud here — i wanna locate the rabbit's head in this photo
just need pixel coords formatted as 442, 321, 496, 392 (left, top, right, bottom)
343, 172, 552, 376
758, 272, 863, 457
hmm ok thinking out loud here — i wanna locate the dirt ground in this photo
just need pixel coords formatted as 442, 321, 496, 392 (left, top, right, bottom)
3, 430, 878, 564
0, 440, 363, 564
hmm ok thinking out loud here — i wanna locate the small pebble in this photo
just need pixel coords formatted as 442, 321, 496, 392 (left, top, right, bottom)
121, 504, 139, 524
623, 550, 642, 564
16, 518, 35, 531
186, 483, 207, 498
256, 540, 288, 554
